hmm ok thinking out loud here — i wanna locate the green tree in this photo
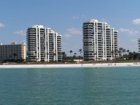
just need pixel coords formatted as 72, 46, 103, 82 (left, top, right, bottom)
73, 53, 77, 58
79, 49, 82, 59
69, 50, 73, 62
69, 50, 73, 56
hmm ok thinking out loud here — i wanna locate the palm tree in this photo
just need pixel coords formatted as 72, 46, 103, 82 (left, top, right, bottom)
122, 48, 126, 55
69, 50, 73, 62
78, 49, 82, 60
73, 53, 77, 58
79, 49, 82, 55
115, 49, 118, 59
119, 47, 127, 58
69, 50, 73, 56
119, 47, 123, 57
127, 50, 130, 54
62, 52, 67, 62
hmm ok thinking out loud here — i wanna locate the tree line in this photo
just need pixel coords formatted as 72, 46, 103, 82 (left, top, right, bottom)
62, 47, 140, 62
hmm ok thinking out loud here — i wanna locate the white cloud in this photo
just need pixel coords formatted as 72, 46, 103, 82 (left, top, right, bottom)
64, 34, 71, 38
118, 28, 139, 35
132, 18, 140, 25
63, 28, 82, 39
67, 28, 82, 36
14, 30, 26, 36
0, 22, 5, 28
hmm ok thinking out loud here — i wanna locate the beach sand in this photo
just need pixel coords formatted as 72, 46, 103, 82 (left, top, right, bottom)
0, 62, 140, 68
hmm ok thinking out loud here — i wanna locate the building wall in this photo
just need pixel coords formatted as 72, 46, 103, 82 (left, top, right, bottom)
57, 35, 62, 61
27, 25, 62, 62
83, 19, 118, 61
0, 44, 26, 62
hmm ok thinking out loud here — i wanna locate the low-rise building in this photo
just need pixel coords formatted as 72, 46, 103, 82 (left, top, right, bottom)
0, 43, 26, 62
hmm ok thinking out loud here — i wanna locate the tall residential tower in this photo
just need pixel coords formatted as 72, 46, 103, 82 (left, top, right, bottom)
83, 19, 118, 61
27, 25, 62, 62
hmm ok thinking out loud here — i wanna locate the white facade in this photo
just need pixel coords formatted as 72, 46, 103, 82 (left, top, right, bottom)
83, 19, 118, 61
27, 25, 62, 62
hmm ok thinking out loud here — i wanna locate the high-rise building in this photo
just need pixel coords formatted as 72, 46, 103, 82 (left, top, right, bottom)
83, 19, 118, 61
0, 43, 26, 62
27, 25, 62, 62
138, 38, 140, 52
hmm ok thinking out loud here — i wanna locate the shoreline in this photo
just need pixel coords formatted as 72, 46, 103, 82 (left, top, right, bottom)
0, 62, 140, 68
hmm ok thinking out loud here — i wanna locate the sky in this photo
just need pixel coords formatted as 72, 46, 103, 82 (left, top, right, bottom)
0, 0, 140, 55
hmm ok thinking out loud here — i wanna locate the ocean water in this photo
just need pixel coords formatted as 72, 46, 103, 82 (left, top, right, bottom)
0, 67, 140, 105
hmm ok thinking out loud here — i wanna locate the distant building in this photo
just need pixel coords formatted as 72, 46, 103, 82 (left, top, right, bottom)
0, 43, 26, 62
83, 19, 118, 61
27, 25, 62, 62
138, 38, 140, 53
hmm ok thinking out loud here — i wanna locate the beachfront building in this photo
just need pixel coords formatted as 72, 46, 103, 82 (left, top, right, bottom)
83, 19, 118, 61
138, 38, 140, 53
0, 43, 26, 62
27, 25, 62, 62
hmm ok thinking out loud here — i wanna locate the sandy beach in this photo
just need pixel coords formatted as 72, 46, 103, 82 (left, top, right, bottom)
0, 62, 140, 68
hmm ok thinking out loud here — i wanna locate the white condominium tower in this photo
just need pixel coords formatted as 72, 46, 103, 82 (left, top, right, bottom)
27, 25, 62, 62
83, 19, 118, 61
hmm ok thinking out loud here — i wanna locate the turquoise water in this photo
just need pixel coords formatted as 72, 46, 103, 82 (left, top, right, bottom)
0, 67, 140, 105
